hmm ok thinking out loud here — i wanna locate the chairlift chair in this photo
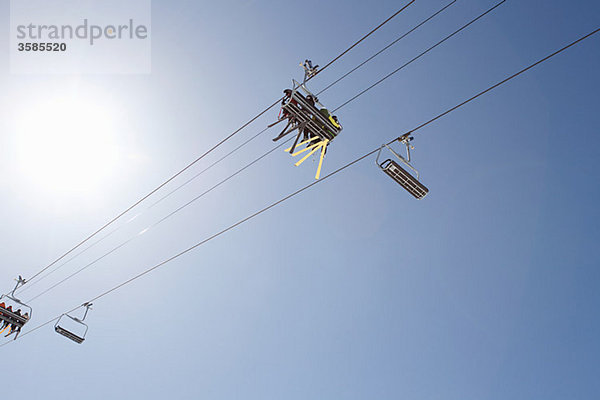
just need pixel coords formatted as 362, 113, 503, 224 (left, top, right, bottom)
54, 303, 92, 344
274, 79, 343, 151
377, 135, 429, 199
270, 60, 343, 180
0, 276, 32, 340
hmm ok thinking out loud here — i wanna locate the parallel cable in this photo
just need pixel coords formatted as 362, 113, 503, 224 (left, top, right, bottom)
6, 25, 598, 348
318, 0, 457, 96
18, 213, 143, 294
23, 2, 415, 285
76, 26, 600, 306
18, 128, 270, 294
333, 0, 506, 112
151, 0, 418, 207
314, 1, 415, 77
24, 137, 294, 303
405, 29, 600, 137
149, 127, 270, 207
18, 0, 506, 300
19, 2, 475, 300
18, 1, 421, 293
24, 102, 279, 285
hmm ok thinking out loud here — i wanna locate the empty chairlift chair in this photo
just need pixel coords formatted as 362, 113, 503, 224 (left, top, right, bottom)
376, 135, 429, 200
55, 303, 92, 344
0, 276, 32, 340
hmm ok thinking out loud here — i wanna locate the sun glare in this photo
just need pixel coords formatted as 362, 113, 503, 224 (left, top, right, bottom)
14, 97, 120, 193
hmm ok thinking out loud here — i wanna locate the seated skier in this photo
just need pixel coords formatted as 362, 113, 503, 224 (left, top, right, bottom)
4, 309, 21, 337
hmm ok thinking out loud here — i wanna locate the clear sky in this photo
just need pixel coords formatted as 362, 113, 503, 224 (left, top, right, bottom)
0, 1, 599, 399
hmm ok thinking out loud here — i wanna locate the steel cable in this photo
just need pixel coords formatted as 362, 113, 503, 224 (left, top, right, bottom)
6, 24, 597, 348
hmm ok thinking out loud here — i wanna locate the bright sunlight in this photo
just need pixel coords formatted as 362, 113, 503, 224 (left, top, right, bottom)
13, 96, 120, 193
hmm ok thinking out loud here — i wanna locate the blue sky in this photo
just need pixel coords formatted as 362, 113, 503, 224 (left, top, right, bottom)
0, 0, 599, 399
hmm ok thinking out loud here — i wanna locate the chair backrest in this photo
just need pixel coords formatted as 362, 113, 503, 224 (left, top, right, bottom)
54, 313, 89, 344
0, 294, 32, 326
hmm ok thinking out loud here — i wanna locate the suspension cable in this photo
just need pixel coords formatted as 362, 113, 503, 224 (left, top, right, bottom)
17, 0, 508, 299
22, 1, 416, 285
24, 137, 294, 303
6, 25, 598, 348
333, 0, 506, 112
18, 127, 271, 293
149, 127, 270, 207
314, 1, 415, 77
17, 213, 142, 294
318, 0, 458, 96
19, 1, 488, 300
17, 2, 425, 293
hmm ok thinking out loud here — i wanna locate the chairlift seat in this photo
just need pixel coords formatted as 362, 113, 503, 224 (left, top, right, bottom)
282, 90, 342, 142
0, 309, 27, 328
0, 308, 29, 328
380, 159, 429, 199
55, 325, 85, 344
54, 306, 91, 344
